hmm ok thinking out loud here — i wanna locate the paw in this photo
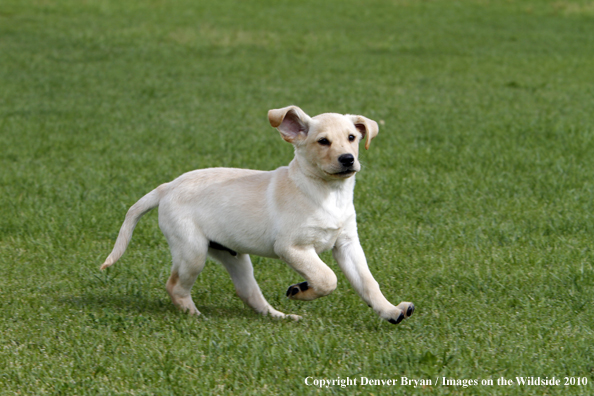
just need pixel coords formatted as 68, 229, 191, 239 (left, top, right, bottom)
266, 307, 302, 321
286, 281, 315, 300
397, 302, 415, 318
386, 302, 415, 325
178, 305, 201, 316
286, 279, 335, 301
182, 305, 201, 316
171, 296, 201, 316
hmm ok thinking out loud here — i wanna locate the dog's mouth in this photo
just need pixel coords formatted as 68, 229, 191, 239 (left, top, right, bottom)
327, 169, 357, 178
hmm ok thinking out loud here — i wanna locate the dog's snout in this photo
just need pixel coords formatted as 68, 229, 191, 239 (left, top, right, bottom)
338, 154, 355, 167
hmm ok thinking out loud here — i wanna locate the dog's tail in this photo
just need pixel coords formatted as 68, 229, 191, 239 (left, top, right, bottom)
100, 186, 163, 270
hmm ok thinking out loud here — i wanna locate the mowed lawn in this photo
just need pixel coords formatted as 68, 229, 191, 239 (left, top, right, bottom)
1, 0, 594, 394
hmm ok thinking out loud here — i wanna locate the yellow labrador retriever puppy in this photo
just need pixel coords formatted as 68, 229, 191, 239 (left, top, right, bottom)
101, 106, 414, 324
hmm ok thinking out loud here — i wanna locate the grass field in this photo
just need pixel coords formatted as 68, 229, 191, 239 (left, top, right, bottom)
1, 0, 594, 394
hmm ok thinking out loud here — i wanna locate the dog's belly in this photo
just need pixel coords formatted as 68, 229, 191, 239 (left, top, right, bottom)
214, 227, 341, 258
201, 216, 280, 258
219, 235, 279, 259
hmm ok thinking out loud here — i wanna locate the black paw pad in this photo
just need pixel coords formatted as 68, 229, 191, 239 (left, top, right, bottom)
407, 304, 415, 317
286, 282, 309, 297
388, 312, 405, 325
286, 286, 298, 297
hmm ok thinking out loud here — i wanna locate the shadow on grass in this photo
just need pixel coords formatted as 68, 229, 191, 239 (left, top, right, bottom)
55, 292, 258, 321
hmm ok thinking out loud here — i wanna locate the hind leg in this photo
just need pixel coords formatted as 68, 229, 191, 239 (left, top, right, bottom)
208, 249, 301, 320
163, 228, 209, 315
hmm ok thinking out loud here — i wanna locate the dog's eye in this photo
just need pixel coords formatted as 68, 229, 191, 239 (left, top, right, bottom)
348, 134, 356, 142
318, 138, 330, 146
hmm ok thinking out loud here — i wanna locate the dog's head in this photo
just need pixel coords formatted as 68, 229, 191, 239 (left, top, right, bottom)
268, 106, 378, 180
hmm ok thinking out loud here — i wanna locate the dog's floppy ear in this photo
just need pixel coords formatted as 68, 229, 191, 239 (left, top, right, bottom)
350, 115, 379, 150
268, 105, 312, 144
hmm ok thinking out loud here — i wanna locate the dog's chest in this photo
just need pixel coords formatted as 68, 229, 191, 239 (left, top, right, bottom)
309, 226, 342, 253
305, 192, 354, 253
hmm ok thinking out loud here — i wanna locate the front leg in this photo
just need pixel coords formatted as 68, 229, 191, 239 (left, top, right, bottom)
332, 231, 414, 324
276, 245, 338, 301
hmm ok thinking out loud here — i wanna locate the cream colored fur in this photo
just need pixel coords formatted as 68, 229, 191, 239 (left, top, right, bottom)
101, 106, 414, 324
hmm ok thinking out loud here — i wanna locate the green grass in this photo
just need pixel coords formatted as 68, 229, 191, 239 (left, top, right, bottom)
1, 0, 594, 394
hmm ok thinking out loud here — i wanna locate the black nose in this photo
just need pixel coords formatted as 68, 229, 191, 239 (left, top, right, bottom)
338, 154, 355, 167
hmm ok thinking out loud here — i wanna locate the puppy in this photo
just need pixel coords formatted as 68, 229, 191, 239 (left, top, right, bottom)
101, 106, 414, 324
